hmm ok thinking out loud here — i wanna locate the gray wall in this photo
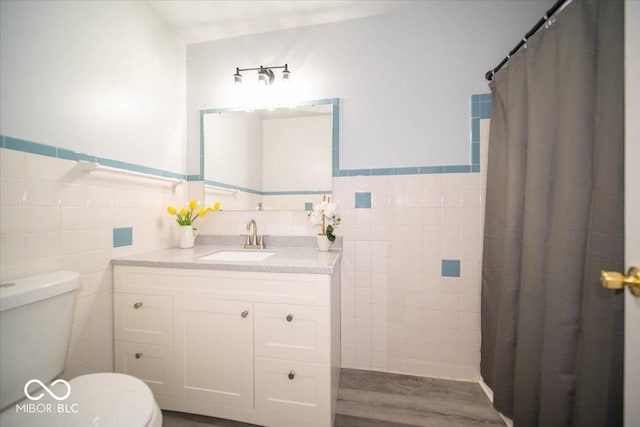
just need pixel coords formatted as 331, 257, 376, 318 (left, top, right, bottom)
187, 1, 554, 174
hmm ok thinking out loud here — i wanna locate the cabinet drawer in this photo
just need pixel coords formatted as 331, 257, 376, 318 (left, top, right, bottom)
255, 303, 329, 362
114, 341, 175, 397
255, 358, 329, 420
114, 294, 172, 345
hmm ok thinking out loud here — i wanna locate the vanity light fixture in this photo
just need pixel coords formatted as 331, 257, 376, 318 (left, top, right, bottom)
233, 64, 291, 86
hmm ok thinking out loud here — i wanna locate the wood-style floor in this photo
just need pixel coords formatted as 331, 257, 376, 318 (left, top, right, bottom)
162, 368, 505, 427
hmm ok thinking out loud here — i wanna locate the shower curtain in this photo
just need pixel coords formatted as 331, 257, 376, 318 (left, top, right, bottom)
480, 0, 624, 426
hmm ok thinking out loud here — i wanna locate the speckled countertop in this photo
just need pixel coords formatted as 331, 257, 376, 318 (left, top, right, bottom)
110, 236, 342, 275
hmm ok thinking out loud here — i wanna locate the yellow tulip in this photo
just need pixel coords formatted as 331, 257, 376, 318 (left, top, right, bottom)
213, 202, 221, 211
167, 206, 177, 215
189, 200, 197, 210
198, 207, 207, 216
180, 208, 188, 217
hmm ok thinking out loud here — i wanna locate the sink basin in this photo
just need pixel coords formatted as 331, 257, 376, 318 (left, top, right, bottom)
199, 250, 276, 262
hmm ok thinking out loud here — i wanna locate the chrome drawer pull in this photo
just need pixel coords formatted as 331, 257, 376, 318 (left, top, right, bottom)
135, 352, 143, 359
133, 302, 143, 309
241, 310, 249, 318
288, 370, 295, 380
286, 314, 293, 322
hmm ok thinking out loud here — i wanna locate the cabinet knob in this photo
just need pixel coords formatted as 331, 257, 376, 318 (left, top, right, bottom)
241, 310, 249, 318
135, 352, 143, 359
133, 302, 143, 309
286, 314, 293, 322
288, 370, 295, 380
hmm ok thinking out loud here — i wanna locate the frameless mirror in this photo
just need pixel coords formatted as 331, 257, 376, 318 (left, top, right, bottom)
201, 99, 338, 211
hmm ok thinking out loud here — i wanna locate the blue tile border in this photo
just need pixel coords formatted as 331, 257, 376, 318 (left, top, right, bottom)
1, 135, 186, 181
113, 227, 133, 248
204, 179, 331, 197
442, 259, 461, 277
355, 192, 371, 209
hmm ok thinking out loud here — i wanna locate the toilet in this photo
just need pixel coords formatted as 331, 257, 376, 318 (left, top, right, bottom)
0, 271, 162, 427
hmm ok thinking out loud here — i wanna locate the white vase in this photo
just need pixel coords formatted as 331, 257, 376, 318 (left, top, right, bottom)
179, 225, 198, 249
316, 235, 332, 252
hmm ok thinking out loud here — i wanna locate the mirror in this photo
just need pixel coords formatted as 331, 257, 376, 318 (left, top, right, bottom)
201, 99, 338, 211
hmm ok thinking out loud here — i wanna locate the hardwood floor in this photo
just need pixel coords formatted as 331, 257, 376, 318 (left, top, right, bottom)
162, 368, 505, 427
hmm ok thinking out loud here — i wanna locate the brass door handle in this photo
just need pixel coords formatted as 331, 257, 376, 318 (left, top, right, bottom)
600, 267, 640, 297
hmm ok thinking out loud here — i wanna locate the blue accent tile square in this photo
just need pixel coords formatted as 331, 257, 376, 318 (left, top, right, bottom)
480, 93, 492, 102
355, 192, 371, 209
471, 101, 480, 118
420, 166, 445, 174
471, 118, 480, 143
347, 169, 371, 177
471, 143, 480, 165
444, 165, 471, 173
442, 259, 461, 277
305, 202, 313, 211
471, 94, 480, 102
396, 167, 420, 175
113, 227, 133, 248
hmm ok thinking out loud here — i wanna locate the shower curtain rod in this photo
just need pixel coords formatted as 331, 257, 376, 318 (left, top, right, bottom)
485, 0, 570, 81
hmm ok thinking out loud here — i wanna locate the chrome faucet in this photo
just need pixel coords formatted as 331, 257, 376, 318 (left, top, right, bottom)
244, 219, 266, 249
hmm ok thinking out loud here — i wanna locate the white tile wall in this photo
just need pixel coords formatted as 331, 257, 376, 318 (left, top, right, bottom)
0, 148, 184, 379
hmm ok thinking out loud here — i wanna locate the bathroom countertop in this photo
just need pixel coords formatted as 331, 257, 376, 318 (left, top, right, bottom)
110, 244, 342, 275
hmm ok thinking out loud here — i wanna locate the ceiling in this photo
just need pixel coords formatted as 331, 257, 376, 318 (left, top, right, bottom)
144, 0, 410, 45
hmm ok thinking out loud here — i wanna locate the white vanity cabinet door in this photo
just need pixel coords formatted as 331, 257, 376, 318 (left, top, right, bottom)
254, 303, 330, 363
114, 341, 175, 397
173, 297, 254, 410
114, 293, 172, 345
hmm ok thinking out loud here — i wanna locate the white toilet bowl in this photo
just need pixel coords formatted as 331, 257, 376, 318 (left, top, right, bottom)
0, 271, 162, 427
0, 373, 162, 427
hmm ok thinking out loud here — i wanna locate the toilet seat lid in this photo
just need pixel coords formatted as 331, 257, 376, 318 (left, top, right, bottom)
0, 373, 156, 426
69, 373, 155, 426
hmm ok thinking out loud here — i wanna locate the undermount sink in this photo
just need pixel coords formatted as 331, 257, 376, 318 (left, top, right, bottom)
199, 250, 276, 262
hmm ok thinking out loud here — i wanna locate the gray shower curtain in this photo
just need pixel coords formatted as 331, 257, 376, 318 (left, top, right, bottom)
480, 0, 624, 426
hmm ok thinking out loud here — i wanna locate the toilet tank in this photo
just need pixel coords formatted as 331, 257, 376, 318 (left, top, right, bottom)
0, 271, 80, 411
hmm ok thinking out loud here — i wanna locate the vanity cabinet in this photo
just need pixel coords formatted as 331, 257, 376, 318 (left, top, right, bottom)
113, 265, 340, 427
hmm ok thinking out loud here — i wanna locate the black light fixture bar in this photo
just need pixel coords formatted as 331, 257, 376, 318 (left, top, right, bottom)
236, 64, 288, 73
234, 64, 291, 85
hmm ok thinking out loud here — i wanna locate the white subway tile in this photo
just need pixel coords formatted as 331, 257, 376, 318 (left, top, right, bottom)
0, 233, 25, 264
61, 207, 90, 231
1, 177, 26, 207
371, 351, 388, 370
355, 350, 372, 369
1, 207, 25, 234
65, 340, 91, 373
26, 154, 60, 181
26, 255, 61, 276
60, 184, 90, 207
0, 149, 25, 178
355, 319, 372, 336
26, 232, 60, 259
